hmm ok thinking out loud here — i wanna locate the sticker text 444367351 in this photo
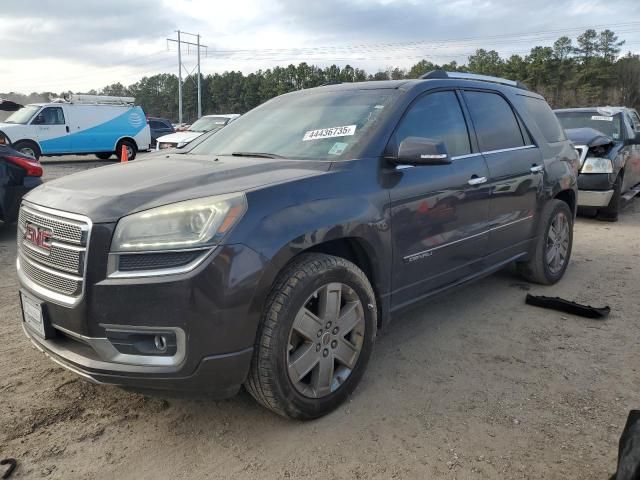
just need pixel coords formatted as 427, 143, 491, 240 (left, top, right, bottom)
303, 125, 357, 141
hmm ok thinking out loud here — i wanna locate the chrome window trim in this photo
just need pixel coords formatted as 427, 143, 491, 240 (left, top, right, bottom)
394, 146, 535, 170
106, 247, 215, 279
403, 215, 533, 262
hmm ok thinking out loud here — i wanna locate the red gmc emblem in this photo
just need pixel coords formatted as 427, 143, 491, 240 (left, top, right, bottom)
24, 223, 53, 251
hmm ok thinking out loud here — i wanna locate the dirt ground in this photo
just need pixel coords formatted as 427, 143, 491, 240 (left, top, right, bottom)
1, 156, 639, 479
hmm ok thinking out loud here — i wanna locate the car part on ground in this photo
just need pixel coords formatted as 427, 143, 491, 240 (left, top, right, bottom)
556, 107, 640, 222
16, 72, 578, 418
610, 410, 640, 480
525, 294, 610, 319
0, 458, 17, 479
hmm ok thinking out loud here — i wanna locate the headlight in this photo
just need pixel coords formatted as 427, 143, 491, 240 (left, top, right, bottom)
581, 157, 613, 174
111, 193, 247, 252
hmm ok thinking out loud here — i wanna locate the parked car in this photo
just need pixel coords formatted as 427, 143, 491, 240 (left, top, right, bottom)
16, 72, 578, 419
156, 114, 239, 150
148, 117, 174, 148
0, 94, 151, 161
0, 144, 42, 225
555, 107, 640, 221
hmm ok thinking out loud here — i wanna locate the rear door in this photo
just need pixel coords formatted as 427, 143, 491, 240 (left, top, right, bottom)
462, 90, 543, 256
387, 90, 492, 308
31, 106, 71, 154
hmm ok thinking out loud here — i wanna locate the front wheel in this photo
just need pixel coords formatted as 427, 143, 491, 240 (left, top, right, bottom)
597, 174, 623, 222
517, 199, 573, 285
245, 253, 377, 420
116, 140, 137, 161
12, 141, 41, 160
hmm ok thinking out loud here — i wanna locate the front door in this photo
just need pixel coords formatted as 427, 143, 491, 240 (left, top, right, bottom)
32, 106, 71, 154
387, 90, 492, 309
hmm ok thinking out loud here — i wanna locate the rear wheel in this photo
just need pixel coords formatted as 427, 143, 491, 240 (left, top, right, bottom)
12, 141, 41, 160
95, 152, 112, 160
116, 140, 136, 161
245, 253, 376, 420
517, 199, 573, 285
597, 173, 623, 222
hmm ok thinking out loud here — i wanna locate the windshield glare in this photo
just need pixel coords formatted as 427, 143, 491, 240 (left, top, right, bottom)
189, 89, 398, 160
189, 117, 230, 133
4, 105, 41, 124
556, 112, 623, 140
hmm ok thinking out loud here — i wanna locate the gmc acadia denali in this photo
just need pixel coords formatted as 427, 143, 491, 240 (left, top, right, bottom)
16, 71, 578, 419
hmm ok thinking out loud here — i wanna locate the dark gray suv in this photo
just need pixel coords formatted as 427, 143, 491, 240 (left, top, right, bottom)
16, 71, 578, 419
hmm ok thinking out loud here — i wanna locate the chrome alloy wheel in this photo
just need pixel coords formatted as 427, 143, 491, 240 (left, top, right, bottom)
287, 282, 366, 398
546, 211, 570, 275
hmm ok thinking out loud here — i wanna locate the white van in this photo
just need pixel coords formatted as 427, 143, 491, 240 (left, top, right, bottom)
0, 95, 151, 160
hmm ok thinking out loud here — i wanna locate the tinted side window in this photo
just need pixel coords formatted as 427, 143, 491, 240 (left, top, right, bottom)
628, 110, 640, 131
394, 91, 471, 157
150, 121, 164, 129
520, 96, 566, 143
464, 91, 524, 151
37, 107, 65, 125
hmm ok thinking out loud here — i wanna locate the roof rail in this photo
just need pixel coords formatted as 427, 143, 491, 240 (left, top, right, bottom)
420, 70, 529, 90
53, 94, 136, 105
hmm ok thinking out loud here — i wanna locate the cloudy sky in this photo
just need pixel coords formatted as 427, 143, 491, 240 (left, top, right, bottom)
2, 0, 639, 93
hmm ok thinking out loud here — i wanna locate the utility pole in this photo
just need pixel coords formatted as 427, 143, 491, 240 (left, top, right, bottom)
167, 31, 207, 124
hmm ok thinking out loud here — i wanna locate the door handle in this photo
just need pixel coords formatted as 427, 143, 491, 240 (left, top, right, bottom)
468, 176, 487, 186
530, 165, 544, 174
66, 126, 70, 133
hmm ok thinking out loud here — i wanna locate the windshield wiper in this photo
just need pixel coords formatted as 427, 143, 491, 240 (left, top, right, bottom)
230, 151, 285, 159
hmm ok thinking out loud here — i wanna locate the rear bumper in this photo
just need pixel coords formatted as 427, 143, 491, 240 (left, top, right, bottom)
578, 189, 614, 207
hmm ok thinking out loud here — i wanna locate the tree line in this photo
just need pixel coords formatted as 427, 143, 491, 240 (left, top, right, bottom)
3, 29, 639, 123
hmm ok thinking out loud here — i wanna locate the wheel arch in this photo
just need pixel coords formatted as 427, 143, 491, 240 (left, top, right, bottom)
12, 138, 42, 156
113, 136, 138, 152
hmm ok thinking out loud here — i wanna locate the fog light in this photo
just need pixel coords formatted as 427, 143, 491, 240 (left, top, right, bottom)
154, 334, 168, 353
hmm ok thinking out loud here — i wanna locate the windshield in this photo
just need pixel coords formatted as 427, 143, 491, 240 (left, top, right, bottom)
556, 111, 623, 140
188, 116, 230, 133
4, 105, 41, 124
189, 89, 399, 160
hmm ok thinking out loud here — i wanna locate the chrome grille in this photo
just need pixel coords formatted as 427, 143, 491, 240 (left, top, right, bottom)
17, 203, 91, 305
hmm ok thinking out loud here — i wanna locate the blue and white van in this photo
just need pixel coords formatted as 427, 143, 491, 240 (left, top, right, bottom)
0, 95, 151, 160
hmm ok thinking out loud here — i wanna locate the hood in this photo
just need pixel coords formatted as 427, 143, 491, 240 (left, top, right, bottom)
565, 127, 614, 148
156, 131, 204, 144
24, 153, 331, 222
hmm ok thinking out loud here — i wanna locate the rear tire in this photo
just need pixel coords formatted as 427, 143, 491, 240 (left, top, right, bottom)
95, 152, 112, 160
597, 174, 623, 222
116, 140, 137, 161
12, 141, 41, 160
245, 253, 377, 420
517, 199, 573, 285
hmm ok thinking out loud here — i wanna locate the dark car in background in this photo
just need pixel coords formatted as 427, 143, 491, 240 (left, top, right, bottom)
0, 144, 42, 225
148, 117, 175, 148
16, 72, 578, 419
555, 107, 640, 221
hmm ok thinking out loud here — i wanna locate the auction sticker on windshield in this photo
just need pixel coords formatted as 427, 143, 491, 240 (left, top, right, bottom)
303, 125, 356, 141
591, 115, 613, 121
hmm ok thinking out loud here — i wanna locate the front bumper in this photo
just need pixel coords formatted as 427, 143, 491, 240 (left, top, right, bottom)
578, 189, 614, 207
577, 173, 615, 207
18, 239, 267, 396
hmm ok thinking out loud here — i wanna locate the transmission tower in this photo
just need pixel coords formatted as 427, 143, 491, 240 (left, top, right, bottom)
167, 30, 207, 123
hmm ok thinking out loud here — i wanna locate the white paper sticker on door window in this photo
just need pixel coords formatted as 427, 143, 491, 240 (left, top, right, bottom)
303, 125, 356, 141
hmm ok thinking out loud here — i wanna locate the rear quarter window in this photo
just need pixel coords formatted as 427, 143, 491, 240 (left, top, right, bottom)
520, 96, 566, 143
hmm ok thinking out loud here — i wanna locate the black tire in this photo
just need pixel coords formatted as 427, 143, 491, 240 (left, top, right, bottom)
95, 152, 112, 160
245, 253, 377, 420
116, 139, 137, 161
597, 173, 623, 222
12, 140, 41, 160
517, 199, 573, 285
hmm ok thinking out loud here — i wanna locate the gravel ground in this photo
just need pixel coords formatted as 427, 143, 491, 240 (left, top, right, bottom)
0, 157, 638, 479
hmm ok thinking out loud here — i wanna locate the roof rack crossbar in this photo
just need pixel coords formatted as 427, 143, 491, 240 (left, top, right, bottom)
420, 70, 529, 90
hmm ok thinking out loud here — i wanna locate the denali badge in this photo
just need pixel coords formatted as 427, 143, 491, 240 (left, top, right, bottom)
24, 223, 53, 251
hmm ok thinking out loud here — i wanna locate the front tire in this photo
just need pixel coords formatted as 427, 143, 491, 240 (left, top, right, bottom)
597, 173, 623, 222
517, 199, 573, 285
245, 253, 377, 420
12, 141, 41, 160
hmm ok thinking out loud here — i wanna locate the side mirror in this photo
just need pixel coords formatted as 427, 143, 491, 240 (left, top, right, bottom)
395, 137, 451, 166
